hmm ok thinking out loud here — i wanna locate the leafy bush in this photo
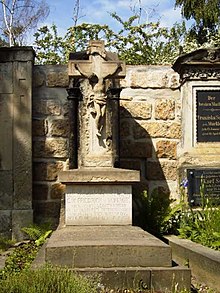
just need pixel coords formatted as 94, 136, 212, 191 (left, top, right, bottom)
0, 264, 99, 293
165, 180, 220, 250
135, 189, 174, 237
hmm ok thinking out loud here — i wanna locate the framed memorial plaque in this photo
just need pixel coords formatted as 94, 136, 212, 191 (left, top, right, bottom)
187, 168, 220, 206
196, 90, 220, 142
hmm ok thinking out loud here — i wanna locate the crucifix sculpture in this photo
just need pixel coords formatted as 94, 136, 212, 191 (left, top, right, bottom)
68, 40, 126, 168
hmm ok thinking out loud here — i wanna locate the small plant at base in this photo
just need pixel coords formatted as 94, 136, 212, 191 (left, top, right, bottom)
168, 178, 220, 250
0, 223, 53, 278
0, 264, 99, 293
0, 236, 15, 252
21, 223, 52, 246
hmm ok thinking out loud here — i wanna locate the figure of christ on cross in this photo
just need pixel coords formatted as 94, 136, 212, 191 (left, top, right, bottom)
69, 40, 125, 139
87, 77, 107, 137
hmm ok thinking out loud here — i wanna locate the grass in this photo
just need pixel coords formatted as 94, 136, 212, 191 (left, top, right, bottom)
0, 264, 99, 293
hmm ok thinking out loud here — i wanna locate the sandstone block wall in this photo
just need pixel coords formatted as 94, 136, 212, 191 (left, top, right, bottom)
33, 65, 69, 226
32, 64, 181, 226
119, 66, 180, 200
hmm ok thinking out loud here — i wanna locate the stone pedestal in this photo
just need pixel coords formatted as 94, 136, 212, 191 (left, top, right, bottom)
59, 168, 139, 226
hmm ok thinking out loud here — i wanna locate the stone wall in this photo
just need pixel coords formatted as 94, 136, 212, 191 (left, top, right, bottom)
119, 66, 180, 200
32, 64, 180, 227
32, 65, 70, 227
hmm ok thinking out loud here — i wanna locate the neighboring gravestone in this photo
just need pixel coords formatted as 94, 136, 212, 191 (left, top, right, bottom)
173, 48, 220, 205
187, 168, 220, 205
59, 40, 139, 225
0, 48, 34, 239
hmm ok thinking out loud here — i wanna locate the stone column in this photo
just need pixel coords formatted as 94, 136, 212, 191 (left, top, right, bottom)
0, 47, 34, 240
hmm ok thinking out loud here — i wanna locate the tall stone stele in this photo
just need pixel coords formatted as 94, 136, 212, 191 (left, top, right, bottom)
59, 40, 140, 226
0, 47, 34, 239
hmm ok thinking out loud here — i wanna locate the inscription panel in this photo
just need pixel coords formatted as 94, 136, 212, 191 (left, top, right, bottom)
65, 185, 132, 225
196, 90, 220, 142
187, 168, 220, 206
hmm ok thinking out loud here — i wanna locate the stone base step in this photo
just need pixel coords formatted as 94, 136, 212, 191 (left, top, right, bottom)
71, 266, 191, 292
46, 226, 172, 268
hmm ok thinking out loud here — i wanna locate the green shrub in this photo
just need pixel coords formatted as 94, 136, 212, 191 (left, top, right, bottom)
0, 241, 39, 277
136, 189, 174, 237
0, 265, 99, 293
165, 179, 220, 250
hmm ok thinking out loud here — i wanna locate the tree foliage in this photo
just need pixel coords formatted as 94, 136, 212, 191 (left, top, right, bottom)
34, 13, 190, 65
175, 0, 220, 44
0, 0, 49, 46
33, 3, 220, 65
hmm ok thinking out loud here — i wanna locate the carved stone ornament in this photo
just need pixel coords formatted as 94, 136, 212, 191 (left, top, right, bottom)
182, 68, 220, 81
172, 48, 220, 83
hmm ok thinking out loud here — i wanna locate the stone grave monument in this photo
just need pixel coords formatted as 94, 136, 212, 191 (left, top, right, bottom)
59, 40, 139, 225
45, 41, 190, 291
173, 48, 220, 206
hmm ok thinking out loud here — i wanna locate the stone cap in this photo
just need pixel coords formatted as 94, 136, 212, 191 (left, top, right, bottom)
172, 48, 220, 73
172, 48, 220, 82
0, 46, 35, 62
58, 168, 140, 184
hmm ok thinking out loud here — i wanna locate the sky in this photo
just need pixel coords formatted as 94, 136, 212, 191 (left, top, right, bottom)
40, 0, 184, 36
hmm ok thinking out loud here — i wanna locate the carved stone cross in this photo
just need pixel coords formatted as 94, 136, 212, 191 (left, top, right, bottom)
68, 40, 125, 168
69, 40, 125, 81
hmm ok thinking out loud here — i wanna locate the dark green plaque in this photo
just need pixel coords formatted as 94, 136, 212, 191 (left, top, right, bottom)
196, 90, 220, 142
187, 168, 220, 206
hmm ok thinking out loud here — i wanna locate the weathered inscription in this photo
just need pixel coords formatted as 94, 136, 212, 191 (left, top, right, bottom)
65, 185, 132, 225
187, 168, 220, 205
196, 90, 220, 142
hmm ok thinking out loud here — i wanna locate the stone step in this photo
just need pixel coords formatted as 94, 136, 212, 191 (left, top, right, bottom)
46, 226, 172, 268
71, 266, 191, 292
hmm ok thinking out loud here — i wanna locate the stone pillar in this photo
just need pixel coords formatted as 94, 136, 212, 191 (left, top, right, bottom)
173, 48, 220, 205
0, 47, 34, 240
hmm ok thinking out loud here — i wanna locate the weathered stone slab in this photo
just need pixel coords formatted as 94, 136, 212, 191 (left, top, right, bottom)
73, 266, 190, 292
65, 185, 132, 225
166, 235, 220, 292
123, 66, 179, 89
59, 168, 140, 184
46, 226, 172, 267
